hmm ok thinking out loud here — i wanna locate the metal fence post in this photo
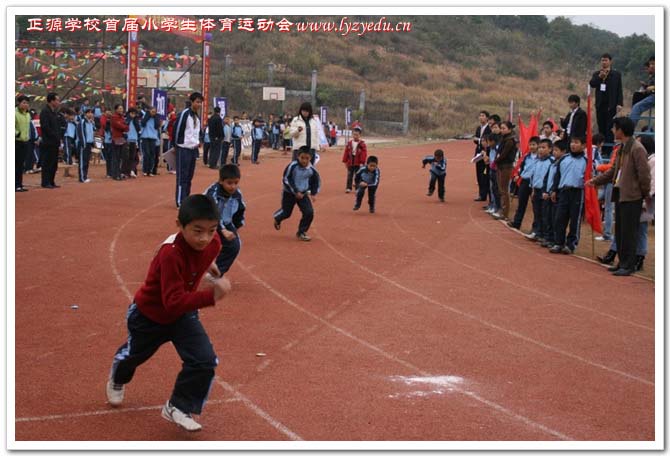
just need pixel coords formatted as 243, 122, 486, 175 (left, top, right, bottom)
402, 99, 409, 135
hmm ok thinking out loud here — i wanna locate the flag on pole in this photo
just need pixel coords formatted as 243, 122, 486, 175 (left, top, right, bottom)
584, 86, 603, 234
509, 100, 513, 121
512, 112, 540, 185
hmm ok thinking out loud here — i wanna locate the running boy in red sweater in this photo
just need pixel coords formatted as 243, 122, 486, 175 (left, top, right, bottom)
106, 194, 231, 432
341, 126, 367, 193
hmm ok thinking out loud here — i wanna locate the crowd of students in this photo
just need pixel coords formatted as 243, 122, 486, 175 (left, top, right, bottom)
471, 111, 654, 277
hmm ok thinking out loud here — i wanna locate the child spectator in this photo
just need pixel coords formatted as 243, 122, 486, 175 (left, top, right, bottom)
101, 108, 113, 178
110, 104, 129, 181
422, 149, 447, 202
230, 116, 243, 165
106, 194, 232, 432
526, 139, 554, 241
540, 141, 567, 248
76, 108, 96, 183
204, 164, 246, 276
549, 137, 587, 254
353, 155, 380, 213
330, 122, 338, 146
251, 118, 265, 164
62, 107, 77, 166
15, 95, 31, 192
592, 133, 614, 242
341, 126, 367, 193
125, 107, 141, 178
202, 122, 211, 166
508, 137, 539, 229
273, 146, 321, 241
141, 106, 161, 177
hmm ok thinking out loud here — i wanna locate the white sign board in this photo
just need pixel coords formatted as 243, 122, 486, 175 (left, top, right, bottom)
263, 87, 286, 101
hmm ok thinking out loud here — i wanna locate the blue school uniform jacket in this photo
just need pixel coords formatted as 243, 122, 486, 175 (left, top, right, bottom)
531, 156, 554, 189
204, 183, 246, 231
519, 153, 538, 180
556, 151, 587, 189
422, 156, 447, 176
355, 166, 380, 187
282, 161, 321, 195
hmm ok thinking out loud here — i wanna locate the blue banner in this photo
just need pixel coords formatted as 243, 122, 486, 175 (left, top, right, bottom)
151, 89, 168, 121
214, 97, 227, 118
320, 106, 328, 124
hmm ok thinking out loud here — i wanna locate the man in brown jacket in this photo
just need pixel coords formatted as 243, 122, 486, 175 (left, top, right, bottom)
587, 117, 651, 276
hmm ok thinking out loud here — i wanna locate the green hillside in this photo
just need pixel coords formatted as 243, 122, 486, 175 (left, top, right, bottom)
15, 15, 654, 137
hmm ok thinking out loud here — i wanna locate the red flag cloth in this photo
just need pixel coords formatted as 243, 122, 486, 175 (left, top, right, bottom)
512, 113, 539, 185
584, 94, 603, 234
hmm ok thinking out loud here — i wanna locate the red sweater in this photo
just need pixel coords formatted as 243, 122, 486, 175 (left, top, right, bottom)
134, 232, 222, 324
111, 113, 129, 141
342, 139, 367, 168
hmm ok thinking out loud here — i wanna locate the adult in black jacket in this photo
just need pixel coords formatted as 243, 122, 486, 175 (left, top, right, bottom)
560, 94, 587, 142
39, 92, 62, 188
473, 111, 491, 201
589, 53, 623, 152
493, 121, 517, 220
207, 107, 225, 169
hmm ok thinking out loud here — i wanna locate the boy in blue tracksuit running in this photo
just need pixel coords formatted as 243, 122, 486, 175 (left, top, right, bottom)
273, 146, 321, 241
251, 119, 264, 164
549, 137, 587, 254
204, 164, 246, 276
526, 138, 554, 241
76, 108, 96, 182
422, 149, 447, 202
353, 155, 380, 213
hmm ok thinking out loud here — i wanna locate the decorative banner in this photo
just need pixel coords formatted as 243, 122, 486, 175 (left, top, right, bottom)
201, 40, 211, 126
213, 97, 227, 118
152, 88, 168, 120
126, 29, 139, 110
345, 107, 352, 125
320, 106, 328, 124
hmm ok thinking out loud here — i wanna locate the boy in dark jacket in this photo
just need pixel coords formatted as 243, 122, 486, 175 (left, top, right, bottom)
422, 149, 447, 202
353, 155, 380, 213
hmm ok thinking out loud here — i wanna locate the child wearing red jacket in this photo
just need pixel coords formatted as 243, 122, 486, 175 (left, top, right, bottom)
341, 126, 367, 193
106, 195, 231, 432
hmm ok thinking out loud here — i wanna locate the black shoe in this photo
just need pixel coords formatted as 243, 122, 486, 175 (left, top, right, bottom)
273, 219, 281, 231
597, 249, 617, 265
426, 191, 434, 196
42, 184, 55, 189
607, 264, 620, 272
353, 205, 360, 211
506, 221, 520, 229
369, 207, 375, 213
635, 255, 645, 271
473, 197, 485, 201
51, 184, 60, 188
612, 268, 634, 276
15, 187, 28, 192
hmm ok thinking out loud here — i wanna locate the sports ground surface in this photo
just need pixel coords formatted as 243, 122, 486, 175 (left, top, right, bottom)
12, 139, 656, 446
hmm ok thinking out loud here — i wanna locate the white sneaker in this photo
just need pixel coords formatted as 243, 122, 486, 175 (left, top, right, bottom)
84, 179, 91, 183
106, 379, 125, 406
491, 212, 503, 220
594, 236, 610, 241
130, 171, 137, 178
161, 401, 202, 432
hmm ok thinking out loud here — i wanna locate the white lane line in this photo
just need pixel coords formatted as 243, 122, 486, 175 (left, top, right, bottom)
405, 203, 653, 332
316, 229, 654, 387
109, 199, 170, 301
236, 261, 574, 441
214, 377, 303, 441
16, 399, 237, 423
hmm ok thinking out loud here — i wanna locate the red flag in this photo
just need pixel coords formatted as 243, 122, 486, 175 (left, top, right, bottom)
584, 91, 603, 233
512, 112, 540, 185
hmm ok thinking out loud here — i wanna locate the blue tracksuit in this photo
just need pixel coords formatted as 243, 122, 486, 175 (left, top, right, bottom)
251, 126, 264, 163
422, 156, 447, 200
354, 166, 381, 210
64, 120, 77, 164
529, 155, 553, 236
274, 161, 321, 235
76, 118, 95, 182
231, 123, 243, 164
511, 153, 537, 227
553, 151, 587, 250
204, 183, 246, 275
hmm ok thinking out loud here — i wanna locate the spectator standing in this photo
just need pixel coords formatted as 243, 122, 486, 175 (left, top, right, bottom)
560, 95, 587, 143
589, 53, 623, 153
39, 92, 62, 189
492, 121, 517, 220
630, 56, 655, 129
289, 102, 321, 164
173, 92, 204, 208
207, 107, 224, 168
587, 117, 650, 276
473, 111, 490, 202
15, 95, 31, 192
110, 104, 129, 181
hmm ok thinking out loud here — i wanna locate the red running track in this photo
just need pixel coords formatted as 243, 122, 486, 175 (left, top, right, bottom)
12, 140, 655, 445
